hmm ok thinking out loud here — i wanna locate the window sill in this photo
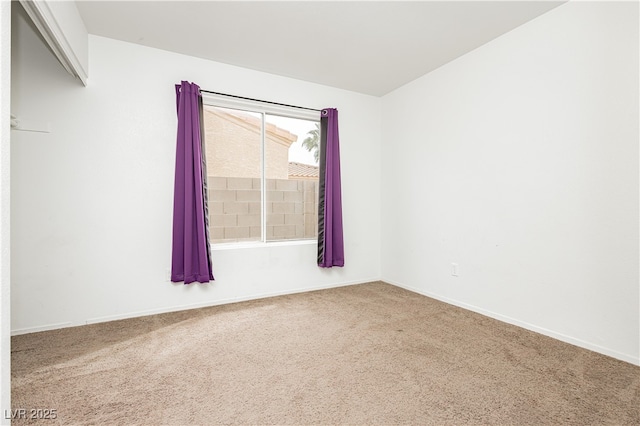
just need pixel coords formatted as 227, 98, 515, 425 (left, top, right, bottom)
211, 239, 317, 251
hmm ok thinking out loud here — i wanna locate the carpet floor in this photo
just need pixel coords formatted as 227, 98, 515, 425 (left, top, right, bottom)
11, 281, 640, 425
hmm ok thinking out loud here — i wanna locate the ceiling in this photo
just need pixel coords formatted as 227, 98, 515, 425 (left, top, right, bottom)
76, 1, 566, 97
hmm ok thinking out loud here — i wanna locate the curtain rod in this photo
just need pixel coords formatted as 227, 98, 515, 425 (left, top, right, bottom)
200, 89, 322, 113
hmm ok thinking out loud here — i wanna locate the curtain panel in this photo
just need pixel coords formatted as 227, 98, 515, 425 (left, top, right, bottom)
171, 81, 214, 284
317, 108, 345, 267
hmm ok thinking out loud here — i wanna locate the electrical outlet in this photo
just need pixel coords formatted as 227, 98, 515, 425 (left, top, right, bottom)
451, 263, 459, 277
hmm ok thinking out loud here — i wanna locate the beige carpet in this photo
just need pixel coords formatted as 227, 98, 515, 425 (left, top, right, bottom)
11, 281, 640, 425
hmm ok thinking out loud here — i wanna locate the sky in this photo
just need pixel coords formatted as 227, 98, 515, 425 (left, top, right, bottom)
266, 115, 318, 166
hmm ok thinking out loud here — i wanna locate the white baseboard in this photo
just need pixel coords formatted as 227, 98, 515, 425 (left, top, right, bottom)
383, 278, 640, 366
11, 277, 381, 336
19, 276, 635, 367
11, 322, 73, 336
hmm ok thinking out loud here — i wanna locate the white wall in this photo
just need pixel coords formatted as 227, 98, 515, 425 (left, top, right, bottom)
0, 0, 12, 421
381, 1, 639, 365
10, 6, 381, 333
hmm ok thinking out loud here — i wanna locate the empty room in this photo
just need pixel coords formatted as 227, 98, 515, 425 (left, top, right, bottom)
1, 0, 638, 424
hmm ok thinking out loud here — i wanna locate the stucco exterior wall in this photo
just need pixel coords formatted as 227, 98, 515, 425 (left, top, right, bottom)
203, 108, 295, 180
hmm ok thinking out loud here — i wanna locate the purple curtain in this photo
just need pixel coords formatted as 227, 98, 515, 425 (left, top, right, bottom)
317, 108, 344, 267
171, 81, 214, 284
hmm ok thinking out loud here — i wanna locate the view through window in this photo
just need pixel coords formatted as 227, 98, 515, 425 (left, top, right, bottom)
203, 104, 320, 244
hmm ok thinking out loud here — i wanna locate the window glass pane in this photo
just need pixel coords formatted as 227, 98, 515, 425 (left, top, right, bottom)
203, 105, 262, 243
264, 114, 319, 241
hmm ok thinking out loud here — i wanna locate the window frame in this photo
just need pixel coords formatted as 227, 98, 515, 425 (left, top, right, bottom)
201, 93, 321, 249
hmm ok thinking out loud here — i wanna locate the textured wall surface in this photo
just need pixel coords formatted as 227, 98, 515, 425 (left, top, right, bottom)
381, 1, 639, 364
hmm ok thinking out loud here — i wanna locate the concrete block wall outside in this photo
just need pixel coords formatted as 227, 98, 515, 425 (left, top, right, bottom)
209, 176, 318, 243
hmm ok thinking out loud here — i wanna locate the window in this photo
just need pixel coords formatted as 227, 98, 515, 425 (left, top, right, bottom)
202, 95, 320, 245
